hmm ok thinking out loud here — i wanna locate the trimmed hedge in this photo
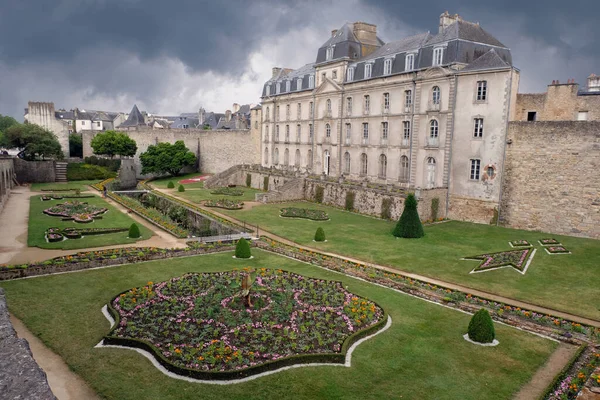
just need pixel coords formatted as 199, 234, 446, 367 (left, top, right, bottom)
314, 227, 326, 242
128, 223, 141, 239
467, 309, 495, 343
167, 181, 175, 189
178, 184, 185, 192
246, 173, 252, 188
235, 238, 252, 258
84, 156, 121, 172
263, 176, 269, 191
393, 193, 424, 238
67, 163, 116, 181
345, 191, 355, 211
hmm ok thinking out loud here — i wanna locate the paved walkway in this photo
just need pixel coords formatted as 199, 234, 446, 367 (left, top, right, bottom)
157, 188, 600, 328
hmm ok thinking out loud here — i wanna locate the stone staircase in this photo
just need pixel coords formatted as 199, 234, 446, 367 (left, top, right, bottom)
55, 162, 68, 183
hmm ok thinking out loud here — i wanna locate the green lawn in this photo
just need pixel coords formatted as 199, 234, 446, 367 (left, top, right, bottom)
0, 250, 557, 400
28, 195, 153, 249
218, 201, 600, 321
30, 180, 100, 192
170, 186, 265, 203
152, 173, 210, 189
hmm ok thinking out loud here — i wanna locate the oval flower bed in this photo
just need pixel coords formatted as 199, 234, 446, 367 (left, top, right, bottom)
204, 199, 244, 210
280, 207, 329, 221
104, 269, 386, 380
210, 187, 244, 196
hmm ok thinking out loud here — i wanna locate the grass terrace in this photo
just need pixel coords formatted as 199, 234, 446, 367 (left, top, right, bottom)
30, 180, 100, 192
0, 250, 557, 400
28, 195, 153, 249
217, 201, 600, 321
152, 173, 211, 189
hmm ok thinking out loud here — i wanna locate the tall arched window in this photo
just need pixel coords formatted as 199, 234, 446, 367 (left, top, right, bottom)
326, 99, 332, 112
432, 86, 441, 105
426, 157, 436, 188
265, 107, 270, 120
343, 152, 351, 174
307, 149, 313, 167
429, 120, 439, 147
284, 148, 289, 166
264, 148, 269, 165
323, 150, 330, 175
360, 153, 368, 176
273, 148, 279, 165
285, 125, 290, 142
275, 125, 280, 142
378, 154, 387, 179
265, 125, 269, 142
295, 149, 301, 167
399, 155, 409, 182
326, 123, 331, 138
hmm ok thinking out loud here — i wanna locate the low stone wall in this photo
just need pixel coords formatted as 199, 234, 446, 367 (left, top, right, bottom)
0, 157, 15, 213
0, 288, 57, 399
13, 158, 56, 183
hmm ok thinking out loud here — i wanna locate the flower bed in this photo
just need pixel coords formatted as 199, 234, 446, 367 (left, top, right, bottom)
509, 240, 532, 248
43, 201, 107, 221
204, 199, 244, 210
41, 195, 52, 201
103, 269, 386, 379
463, 249, 534, 273
179, 175, 210, 184
539, 238, 561, 246
545, 349, 600, 399
210, 187, 244, 196
44, 227, 129, 241
92, 178, 115, 192
280, 208, 329, 221
545, 246, 571, 255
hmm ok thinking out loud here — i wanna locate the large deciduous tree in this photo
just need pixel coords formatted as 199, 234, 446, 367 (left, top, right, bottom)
4, 123, 63, 160
140, 140, 196, 177
90, 130, 137, 158
0, 114, 19, 147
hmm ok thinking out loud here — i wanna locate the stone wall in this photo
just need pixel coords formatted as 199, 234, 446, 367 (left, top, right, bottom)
448, 195, 497, 224
0, 157, 15, 213
81, 127, 260, 177
118, 158, 137, 189
24, 102, 70, 158
13, 158, 56, 183
0, 288, 57, 399
500, 121, 600, 238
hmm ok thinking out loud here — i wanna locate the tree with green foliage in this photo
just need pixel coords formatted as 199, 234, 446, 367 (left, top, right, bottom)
140, 140, 196, 177
235, 237, 252, 258
69, 134, 83, 158
393, 193, 424, 238
178, 184, 185, 192
0, 114, 19, 147
314, 227, 326, 242
467, 309, 496, 344
167, 181, 175, 189
4, 123, 63, 160
128, 223, 141, 239
90, 130, 137, 158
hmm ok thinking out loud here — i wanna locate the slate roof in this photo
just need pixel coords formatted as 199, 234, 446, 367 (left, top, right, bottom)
426, 19, 507, 48
119, 105, 146, 127
55, 110, 75, 120
357, 33, 431, 61
170, 116, 199, 129
461, 48, 510, 72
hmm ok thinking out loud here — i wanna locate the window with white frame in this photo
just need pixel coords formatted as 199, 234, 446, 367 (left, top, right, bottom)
432, 86, 441, 105
297, 103, 301, 120
309, 75, 315, 88
405, 53, 415, 71
382, 122, 388, 140
265, 125, 269, 141
364, 95, 370, 114
362, 123, 369, 139
384, 58, 393, 75
379, 154, 387, 178
476, 81, 487, 101
296, 124, 301, 143
578, 111, 589, 121
383, 92, 390, 111
473, 118, 484, 138
402, 121, 411, 145
405, 90, 412, 111
347, 67, 354, 81
276, 82, 281, 94
343, 152, 351, 174
360, 153, 368, 176
346, 97, 353, 115
430, 120, 439, 139
470, 159, 481, 180
433, 47, 444, 66
295, 149, 301, 167
399, 155, 409, 182
285, 80, 291, 92
326, 46, 334, 60
284, 149, 289, 166
325, 123, 331, 138
264, 147, 269, 164
365, 63, 372, 79
326, 99, 332, 114
285, 125, 290, 142
266, 85, 271, 96
297, 78, 303, 91
82, 121, 86, 126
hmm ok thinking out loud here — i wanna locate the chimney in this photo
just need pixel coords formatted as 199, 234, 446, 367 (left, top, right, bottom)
331, 29, 338, 37
439, 11, 461, 33
198, 107, 205, 124
587, 73, 599, 92
272, 67, 282, 78
352, 22, 378, 46
232, 103, 240, 113
225, 110, 232, 122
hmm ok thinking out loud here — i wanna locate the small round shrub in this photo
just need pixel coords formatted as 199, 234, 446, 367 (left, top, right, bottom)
235, 238, 252, 259
314, 227, 326, 242
128, 223, 141, 239
167, 181, 175, 189
178, 184, 185, 192
467, 309, 495, 343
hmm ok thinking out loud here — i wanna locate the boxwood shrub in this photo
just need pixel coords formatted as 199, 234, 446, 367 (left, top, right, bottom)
235, 238, 252, 258
314, 227, 326, 242
167, 181, 175, 189
128, 223, 141, 239
178, 184, 185, 192
467, 309, 495, 343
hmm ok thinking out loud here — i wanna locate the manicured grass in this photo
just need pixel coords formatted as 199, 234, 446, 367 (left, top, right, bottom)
152, 173, 209, 189
28, 195, 153, 249
0, 250, 557, 400
30, 180, 100, 192
218, 201, 600, 321
172, 187, 265, 203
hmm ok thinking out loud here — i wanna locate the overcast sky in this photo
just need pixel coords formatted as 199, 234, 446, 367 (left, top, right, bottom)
0, 0, 597, 119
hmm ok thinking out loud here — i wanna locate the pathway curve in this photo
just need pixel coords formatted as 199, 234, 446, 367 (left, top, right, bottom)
9, 314, 101, 400
155, 188, 600, 328
0, 186, 188, 265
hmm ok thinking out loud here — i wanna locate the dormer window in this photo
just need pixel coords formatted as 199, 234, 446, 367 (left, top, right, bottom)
383, 58, 393, 75
276, 82, 281, 94
347, 67, 354, 82
309, 75, 315, 89
433, 47, 444, 66
266, 85, 271, 96
365, 63, 373, 79
405, 53, 415, 71
297, 78, 303, 91
284, 80, 290, 92
326, 46, 334, 61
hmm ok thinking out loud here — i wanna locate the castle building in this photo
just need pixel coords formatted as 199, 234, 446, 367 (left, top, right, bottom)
260, 12, 520, 217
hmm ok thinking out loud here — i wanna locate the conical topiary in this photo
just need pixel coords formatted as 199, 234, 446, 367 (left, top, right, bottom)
167, 181, 175, 188
467, 309, 495, 344
393, 193, 424, 238
178, 184, 185, 192
128, 223, 141, 239
235, 238, 252, 259
314, 227, 326, 242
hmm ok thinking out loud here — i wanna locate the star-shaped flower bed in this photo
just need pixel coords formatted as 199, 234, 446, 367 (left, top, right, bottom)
463, 248, 535, 274
102, 269, 387, 380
